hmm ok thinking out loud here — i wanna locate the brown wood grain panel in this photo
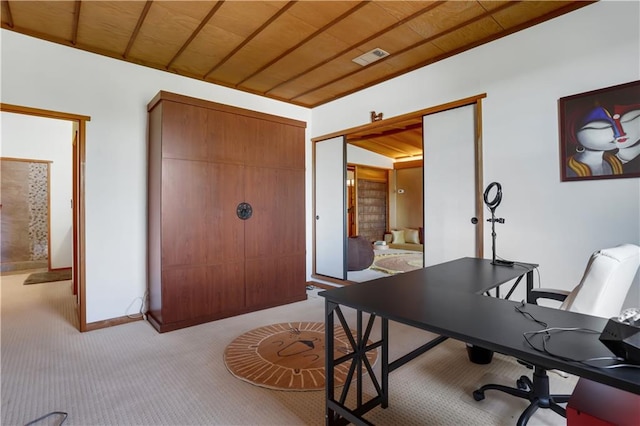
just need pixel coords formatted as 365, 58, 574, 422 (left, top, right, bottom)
287, 0, 357, 28
259, 32, 351, 85
243, 121, 305, 169
207, 109, 249, 165
244, 167, 305, 258
161, 158, 210, 267
245, 254, 306, 307
161, 101, 209, 161
128, 1, 214, 65
148, 103, 163, 318
148, 91, 306, 128
209, 8, 318, 85
78, 1, 148, 54
162, 263, 245, 324
208, 162, 245, 262
490, 1, 577, 28
323, 1, 399, 45
5, 0, 75, 41
432, 17, 502, 53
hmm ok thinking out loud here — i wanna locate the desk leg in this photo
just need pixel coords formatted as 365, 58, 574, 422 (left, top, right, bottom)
382, 317, 389, 409
526, 270, 534, 304
324, 302, 385, 425
325, 299, 336, 425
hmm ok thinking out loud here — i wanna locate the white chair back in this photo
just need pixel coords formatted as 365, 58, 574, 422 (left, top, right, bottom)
560, 243, 640, 318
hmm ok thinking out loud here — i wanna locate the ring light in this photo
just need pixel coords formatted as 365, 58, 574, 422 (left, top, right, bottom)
483, 182, 513, 267
483, 182, 502, 211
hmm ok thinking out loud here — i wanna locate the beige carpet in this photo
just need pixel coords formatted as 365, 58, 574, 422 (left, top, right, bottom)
1, 270, 577, 425
224, 321, 377, 391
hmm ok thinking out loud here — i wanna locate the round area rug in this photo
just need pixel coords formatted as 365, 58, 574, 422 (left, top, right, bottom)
371, 253, 423, 274
224, 322, 378, 391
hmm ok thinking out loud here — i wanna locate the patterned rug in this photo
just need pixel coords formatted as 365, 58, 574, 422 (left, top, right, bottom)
224, 322, 378, 391
371, 252, 423, 274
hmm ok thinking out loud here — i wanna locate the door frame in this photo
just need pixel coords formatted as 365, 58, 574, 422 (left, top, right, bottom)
312, 94, 486, 282
1, 103, 90, 332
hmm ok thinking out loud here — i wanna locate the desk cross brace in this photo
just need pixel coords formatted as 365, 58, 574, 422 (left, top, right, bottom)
326, 301, 384, 425
483, 274, 528, 302
325, 301, 450, 425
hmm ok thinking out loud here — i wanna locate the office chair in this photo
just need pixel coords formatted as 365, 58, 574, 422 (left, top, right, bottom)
472, 243, 640, 426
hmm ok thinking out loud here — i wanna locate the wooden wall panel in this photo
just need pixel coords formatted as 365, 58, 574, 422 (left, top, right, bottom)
161, 102, 209, 161
162, 263, 245, 325
244, 120, 305, 169
207, 110, 248, 165
161, 159, 210, 267
208, 162, 245, 262
245, 254, 306, 307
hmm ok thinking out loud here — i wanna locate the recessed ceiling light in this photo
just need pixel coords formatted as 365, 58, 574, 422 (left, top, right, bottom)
352, 48, 390, 66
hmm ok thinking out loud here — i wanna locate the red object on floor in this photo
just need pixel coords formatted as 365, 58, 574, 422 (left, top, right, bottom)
567, 378, 640, 426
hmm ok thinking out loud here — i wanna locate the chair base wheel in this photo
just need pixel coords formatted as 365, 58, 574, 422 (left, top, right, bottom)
473, 390, 485, 401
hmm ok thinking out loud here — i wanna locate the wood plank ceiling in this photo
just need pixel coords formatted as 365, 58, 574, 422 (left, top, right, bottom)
2, 0, 591, 110
1, 1, 592, 160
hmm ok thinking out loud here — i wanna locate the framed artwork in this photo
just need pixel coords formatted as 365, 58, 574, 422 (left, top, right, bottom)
559, 80, 640, 181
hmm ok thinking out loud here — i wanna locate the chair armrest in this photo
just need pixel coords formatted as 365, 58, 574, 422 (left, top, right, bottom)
529, 288, 570, 305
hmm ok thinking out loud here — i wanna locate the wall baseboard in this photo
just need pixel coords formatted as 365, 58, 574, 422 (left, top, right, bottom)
84, 314, 144, 332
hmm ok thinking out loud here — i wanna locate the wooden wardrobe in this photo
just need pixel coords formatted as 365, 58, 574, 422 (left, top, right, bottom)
147, 91, 307, 332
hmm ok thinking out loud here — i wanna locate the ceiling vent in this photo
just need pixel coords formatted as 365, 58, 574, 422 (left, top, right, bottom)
352, 48, 390, 66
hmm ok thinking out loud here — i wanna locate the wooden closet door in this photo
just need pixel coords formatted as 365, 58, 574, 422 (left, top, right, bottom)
244, 166, 305, 307
160, 102, 248, 324
243, 120, 305, 307
161, 160, 246, 323
206, 162, 245, 313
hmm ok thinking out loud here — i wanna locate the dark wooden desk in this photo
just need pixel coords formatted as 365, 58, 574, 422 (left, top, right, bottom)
319, 258, 640, 425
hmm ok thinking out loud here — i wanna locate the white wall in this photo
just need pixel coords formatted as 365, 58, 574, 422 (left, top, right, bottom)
0, 29, 311, 324
311, 0, 640, 307
1, 112, 73, 269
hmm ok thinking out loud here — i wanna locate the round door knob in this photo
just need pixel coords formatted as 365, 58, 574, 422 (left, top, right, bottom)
237, 202, 253, 220
471, 217, 478, 224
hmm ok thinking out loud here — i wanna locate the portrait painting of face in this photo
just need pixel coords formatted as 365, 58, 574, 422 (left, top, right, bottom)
559, 80, 640, 181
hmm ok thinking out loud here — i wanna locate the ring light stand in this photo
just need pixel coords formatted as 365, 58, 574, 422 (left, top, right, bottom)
484, 182, 513, 267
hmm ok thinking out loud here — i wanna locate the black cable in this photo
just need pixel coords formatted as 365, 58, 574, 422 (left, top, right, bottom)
24, 411, 68, 426
515, 301, 548, 328
514, 303, 640, 369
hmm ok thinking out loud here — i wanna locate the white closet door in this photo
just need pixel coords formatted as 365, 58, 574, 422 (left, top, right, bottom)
423, 104, 477, 266
314, 136, 346, 279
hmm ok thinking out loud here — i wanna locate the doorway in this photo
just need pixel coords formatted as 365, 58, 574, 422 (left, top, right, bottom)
0, 103, 89, 331
312, 94, 486, 284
